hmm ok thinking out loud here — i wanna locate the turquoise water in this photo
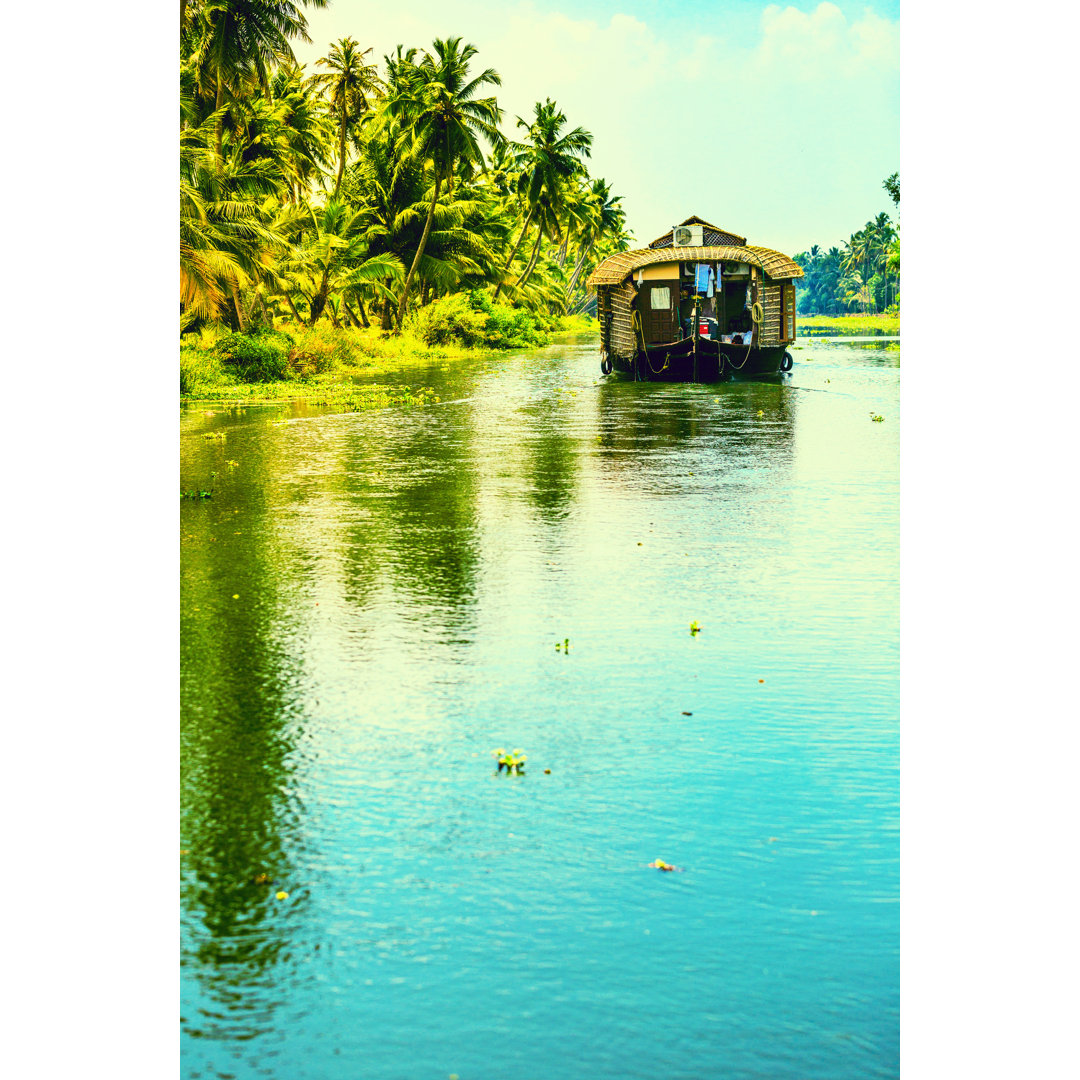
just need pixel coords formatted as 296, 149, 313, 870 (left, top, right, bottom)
181, 336, 899, 1079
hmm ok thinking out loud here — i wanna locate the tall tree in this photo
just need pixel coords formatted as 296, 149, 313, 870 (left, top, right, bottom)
389, 36, 502, 331
185, 0, 327, 163
492, 98, 592, 301
313, 38, 383, 198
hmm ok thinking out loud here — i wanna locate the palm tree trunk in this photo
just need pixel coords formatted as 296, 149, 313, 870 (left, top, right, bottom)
285, 294, 304, 325
230, 278, 246, 332
333, 114, 347, 198
381, 287, 394, 330
395, 171, 442, 331
350, 297, 370, 328
215, 74, 225, 165
309, 264, 332, 326
492, 204, 537, 301
517, 226, 544, 287
565, 242, 593, 297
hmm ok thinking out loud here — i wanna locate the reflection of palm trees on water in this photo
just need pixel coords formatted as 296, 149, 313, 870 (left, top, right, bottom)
181, 428, 311, 1043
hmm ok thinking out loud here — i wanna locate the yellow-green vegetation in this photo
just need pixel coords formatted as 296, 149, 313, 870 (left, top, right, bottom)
798, 313, 900, 335
180, 5, 627, 384
493, 749, 527, 776
180, 308, 592, 401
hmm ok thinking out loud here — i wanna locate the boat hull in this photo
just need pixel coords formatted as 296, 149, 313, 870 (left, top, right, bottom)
608, 338, 787, 382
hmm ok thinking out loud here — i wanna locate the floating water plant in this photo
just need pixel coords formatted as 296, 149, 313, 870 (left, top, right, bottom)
225, 460, 240, 469
493, 748, 527, 775
690, 621, 701, 635
648, 859, 682, 872
555, 637, 570, 652
203, 430, 227, 440
181, 490, 213, 499
870, 413, 884, 422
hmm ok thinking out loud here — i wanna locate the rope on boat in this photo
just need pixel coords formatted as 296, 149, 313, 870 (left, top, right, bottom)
728, 292, 763, 372
633, 308, 670, 376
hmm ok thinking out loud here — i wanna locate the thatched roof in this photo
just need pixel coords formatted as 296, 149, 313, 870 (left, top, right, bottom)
648, 216, 747, 248
586, 245, 804, 288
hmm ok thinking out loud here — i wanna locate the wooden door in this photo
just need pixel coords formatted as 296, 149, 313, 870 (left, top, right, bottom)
782, 283, 796, 343
640, 281, 677, 344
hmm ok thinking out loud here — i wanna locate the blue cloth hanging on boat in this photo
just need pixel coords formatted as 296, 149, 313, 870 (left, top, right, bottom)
694, 262, 710, 294
711, 262, 720, 297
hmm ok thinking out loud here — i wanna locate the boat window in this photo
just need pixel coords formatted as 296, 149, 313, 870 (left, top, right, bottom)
650, 286, 671, 309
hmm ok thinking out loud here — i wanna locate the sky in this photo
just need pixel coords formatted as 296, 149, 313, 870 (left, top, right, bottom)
291, 0, 900, 256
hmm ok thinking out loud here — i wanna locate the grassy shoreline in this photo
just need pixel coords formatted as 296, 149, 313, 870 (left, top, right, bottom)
798, 313, 899, 335
181, 314, 598, 405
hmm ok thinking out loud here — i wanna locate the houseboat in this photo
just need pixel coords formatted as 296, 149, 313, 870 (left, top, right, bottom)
587, 216, 804, 381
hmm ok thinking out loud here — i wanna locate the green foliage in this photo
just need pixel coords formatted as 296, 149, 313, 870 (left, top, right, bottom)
555, 312, 597, 333
493, 749, 527, 776
180, 346, 225, 394
883, 172, 900, 208
410, 293, 488, 347
180, 14, 633, 362
410, 290, 550, 349
214, 331, 293, 382
794, 182, 899, 318
286, 324, 352, 378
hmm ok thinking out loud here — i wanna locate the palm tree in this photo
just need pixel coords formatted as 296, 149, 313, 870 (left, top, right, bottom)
492, 98, 592, 301
312, 38, 383, 198
273, 198, 406, 326
564, 177, 624, 298
180, 117, 288, 326
223, 67, 333, 201
389, 36, 503, 331
868, 213, 895, 309
185, 0, 327, 163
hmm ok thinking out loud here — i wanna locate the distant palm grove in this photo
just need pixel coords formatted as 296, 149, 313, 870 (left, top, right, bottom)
180, 0, 631, 340
793, 173, 900, 316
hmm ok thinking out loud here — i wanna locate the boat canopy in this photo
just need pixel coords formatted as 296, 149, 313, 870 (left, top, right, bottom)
586, 244, 804, 288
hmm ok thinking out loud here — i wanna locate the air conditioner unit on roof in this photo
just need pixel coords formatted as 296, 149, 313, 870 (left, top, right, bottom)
673, 224, 704, 247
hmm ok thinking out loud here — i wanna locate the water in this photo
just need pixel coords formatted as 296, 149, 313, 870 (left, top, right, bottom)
181, 335, 899, 1079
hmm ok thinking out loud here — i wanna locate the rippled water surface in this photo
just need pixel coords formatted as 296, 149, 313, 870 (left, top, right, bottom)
181, 335, 899, 1079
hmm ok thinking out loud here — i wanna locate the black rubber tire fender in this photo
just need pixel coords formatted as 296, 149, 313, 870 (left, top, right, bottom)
780, 351, 793, 372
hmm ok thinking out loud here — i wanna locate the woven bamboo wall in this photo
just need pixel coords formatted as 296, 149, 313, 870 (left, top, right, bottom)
761, 281, 783, 346
608, 283, 637, 359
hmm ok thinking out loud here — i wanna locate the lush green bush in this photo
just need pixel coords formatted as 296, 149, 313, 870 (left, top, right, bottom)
410, 291, 550, 350
213, 330, 292, 382
286, 324, 355, 379
410, 293, 488, 347
180, 346, 225, 394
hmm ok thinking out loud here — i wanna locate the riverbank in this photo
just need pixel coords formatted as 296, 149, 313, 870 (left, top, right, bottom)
798, 313, 899, 335
181, 314, 598, 404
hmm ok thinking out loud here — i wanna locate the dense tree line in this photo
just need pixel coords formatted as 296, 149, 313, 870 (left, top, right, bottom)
180, 1, 631, 335
793, 173, 900, 316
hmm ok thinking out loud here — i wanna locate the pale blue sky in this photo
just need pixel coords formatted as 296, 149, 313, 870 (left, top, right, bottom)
292, 1, 899, 255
